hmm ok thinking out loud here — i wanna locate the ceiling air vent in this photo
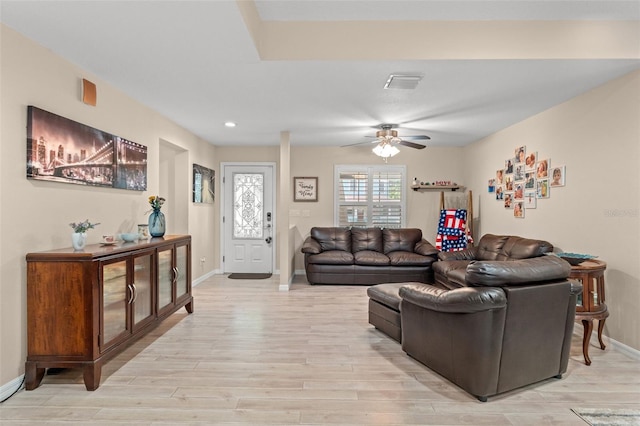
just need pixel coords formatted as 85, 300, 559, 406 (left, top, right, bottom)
384, 74, 423, 90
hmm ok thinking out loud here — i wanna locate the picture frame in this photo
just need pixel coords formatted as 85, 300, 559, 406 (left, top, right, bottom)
26, 105, 147, 191
525, 151, 537, 171
550, 165, 565, 187
537, 178, 550, 198
193, 164, 215, 203
536, 159, 549, 179
514, 201, 525, 218
294, 176, 318, 202
524, 191, 537, 208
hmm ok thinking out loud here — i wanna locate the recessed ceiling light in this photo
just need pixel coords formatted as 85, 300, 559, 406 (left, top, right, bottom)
224, 121, 237, 128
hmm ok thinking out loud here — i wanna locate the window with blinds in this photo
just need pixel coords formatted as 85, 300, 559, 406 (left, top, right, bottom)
335, 165, 406, 228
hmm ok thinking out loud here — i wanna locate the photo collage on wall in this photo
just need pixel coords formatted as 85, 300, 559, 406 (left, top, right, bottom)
487, 145, 565, 219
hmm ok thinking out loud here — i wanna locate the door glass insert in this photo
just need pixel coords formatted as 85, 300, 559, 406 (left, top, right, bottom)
133, 254, 153, 325
102, 261, 127, 344
233, 173, 264, 239
158, 249, 173, 310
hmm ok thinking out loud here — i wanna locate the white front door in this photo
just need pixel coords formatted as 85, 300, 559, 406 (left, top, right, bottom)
222, 164, 275, 274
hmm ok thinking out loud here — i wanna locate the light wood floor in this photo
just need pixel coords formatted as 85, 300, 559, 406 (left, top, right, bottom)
2, 274, 639, 425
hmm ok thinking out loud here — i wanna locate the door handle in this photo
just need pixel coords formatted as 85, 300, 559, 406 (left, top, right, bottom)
127, 284, 134, 304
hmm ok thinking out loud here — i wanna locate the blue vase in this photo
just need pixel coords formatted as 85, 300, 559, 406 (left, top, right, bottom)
148, 209, 166, 237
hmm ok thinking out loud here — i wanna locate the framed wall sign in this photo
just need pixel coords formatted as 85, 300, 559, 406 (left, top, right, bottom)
293, 176, 318, 202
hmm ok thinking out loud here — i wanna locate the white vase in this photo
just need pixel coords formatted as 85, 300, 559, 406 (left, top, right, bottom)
71, 232, 87, 250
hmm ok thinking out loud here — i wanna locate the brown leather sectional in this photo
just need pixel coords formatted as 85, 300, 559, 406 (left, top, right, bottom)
367, 233, 581, 401
301, 227, 438, 285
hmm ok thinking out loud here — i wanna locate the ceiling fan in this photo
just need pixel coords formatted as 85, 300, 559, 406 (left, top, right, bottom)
343, 124, 430, 161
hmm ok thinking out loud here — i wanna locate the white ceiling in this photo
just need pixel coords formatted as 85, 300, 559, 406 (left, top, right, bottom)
1, 1, 639, 148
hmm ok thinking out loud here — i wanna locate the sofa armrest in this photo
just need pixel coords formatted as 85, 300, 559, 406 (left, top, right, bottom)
415, 239, 438, 256
465, 255, 571, 287
437, 247, 478, 261
399, 284, 506, 314
301, 236, 321, 254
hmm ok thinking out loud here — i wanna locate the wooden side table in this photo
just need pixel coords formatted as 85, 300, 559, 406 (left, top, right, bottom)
569, 259, 609, 365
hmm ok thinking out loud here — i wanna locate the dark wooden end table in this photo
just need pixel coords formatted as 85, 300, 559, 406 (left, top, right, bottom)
569, 259, 609, 366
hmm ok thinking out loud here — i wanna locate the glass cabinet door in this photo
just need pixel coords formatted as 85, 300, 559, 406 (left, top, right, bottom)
176, 244, 188, 300
132, 253, 154, 327
102, 260, 128, 348
157, 248, 174, 311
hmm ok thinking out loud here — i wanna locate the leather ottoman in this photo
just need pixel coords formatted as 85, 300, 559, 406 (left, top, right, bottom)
367, 283, 411, 343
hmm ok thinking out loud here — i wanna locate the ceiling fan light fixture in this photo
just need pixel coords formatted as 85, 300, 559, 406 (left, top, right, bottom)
372, 143, 400, 160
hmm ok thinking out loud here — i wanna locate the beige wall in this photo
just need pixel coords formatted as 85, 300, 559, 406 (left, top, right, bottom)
3, 20, 639, 393
0, 26, 217, 386
289, 145, 466, 270
464, 70, 640, 351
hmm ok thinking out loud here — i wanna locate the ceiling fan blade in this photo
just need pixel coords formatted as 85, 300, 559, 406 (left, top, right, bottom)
341, 140, 377, 147
401, 135, 431, 140
398, 140, 426, 149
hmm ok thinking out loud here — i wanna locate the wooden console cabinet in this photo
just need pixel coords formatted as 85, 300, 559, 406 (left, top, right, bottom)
25, 235, 192, 391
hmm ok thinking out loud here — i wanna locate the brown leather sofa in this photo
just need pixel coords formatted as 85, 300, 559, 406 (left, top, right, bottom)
301, 227, 438, 285
433, 233, 554, 289
368, 234, 556, 343
399, 255, 581, 401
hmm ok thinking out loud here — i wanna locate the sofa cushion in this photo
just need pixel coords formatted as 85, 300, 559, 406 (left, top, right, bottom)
432, 259, 472, 276
445, 267, 468, 288
501, 236, 554, 259
367, 283, 409, 311
306, 250, 354, 265
311, 227, 352, 252
383, 228, 422, 254
476, 234, 553, 261
354, 250, 390, 266
351, 227, 383, 253
465, 255, 571, 286
387, 251, 435, 266
475, 234, 510, 260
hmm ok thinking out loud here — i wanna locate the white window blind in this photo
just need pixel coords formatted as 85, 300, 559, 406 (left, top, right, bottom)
335, 165, 406, 228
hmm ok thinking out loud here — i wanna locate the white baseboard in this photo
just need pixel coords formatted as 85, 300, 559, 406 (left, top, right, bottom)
572, 328, 640, 361
192, 269, 218, 287
0, 374, 24, 403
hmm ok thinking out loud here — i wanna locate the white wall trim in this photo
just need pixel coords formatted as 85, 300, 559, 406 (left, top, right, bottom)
572, 329, 640, 362
0, 375, 24, 403
192, 270, 217, 287
279, 271, 295, 291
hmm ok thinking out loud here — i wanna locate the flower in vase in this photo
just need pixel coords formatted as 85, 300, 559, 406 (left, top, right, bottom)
147, 195, 166, 213
69, 219, 100, 233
